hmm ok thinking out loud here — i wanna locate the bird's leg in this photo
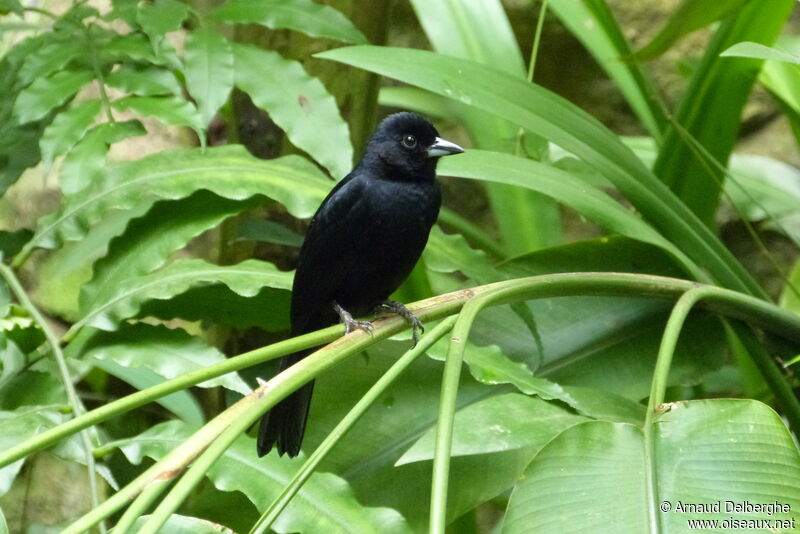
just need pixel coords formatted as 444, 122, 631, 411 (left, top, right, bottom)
332, 302, 374, 335
381, 300, 424, 346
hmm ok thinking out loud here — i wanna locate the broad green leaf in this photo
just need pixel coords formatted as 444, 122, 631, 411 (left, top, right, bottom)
780, 259, 800, 314
75, 324, 250, 394
438, 150, 679, 259
411, 0, 557, 254
90, 357, 204, 424
0, 407, 64, 496
111, 421, 414, 534
210, 0, 368, 45
635, 0, 749, 60
722, 40, 800, 65
80, 191, 262, 314
74, 258, 292, 331
59, 120, 147, 194
39, 99, 102, 167
316, 45, 762, 297
105, 64, 183, 96
139, 282, 291, 331
502, 400, 800, 533
17, 145, 330, 261
652, 0, 794, 224
12, 69, 94, 124
397, 393, 586, 464
0, 369, 65, 410
112, 95, 205, 136
101, 32, 180, 68
0, 0, 22, 16
378, 87, 454, 119
131, 515, 234, 534
234, 219, 303, 247
184, 26, 234, 126
135, 0, 189, 40
234, 43, 352, 178
16, 39, 86, 86
550, 0, 666, 140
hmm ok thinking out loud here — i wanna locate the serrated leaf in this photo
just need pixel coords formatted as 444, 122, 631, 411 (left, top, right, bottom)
101, 32, 180, 68
74, 258, 292, 331
136, 0, 189, 40
112, 421, 414, 534
13, 69, 94, 124
184, 26, 234, 126
105, 64, 183, 96
234, 43, 352, 178
39, 99, 102, 167
0, 407, 64, 496
19, 145, 330, 260
90, 357, 204, 423
77, 324, 250, 394
210, 0, 368, 44
81, 191, 262, 314
0, 0, 23, 16
16, 39, 86, 86
112, 95, 205, 135
60, 120, 147, 194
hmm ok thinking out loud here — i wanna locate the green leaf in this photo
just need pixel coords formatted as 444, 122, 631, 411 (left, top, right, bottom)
397, 393, 586, 464
101, 32, 180, 68
0, 407, 64, 496
502, 400, 800, 533
60, 120, 147, 194
722, 40, 800, 65
635, 0, 749, 60
234, 219, 303, 247
16, 39, 86, 86
135, 0, 189, 39
74, 258, 292, 331
316, 45, 762, 296
17, 145, 330, 261
112, 421, 414, 534
652, 0, 794, 224
0, 0, 22, 16
410, 0, 556, 254
112, 95, 205, 136
550, 0, 666, 140
90, 357, 204, 423
234, 43, 352, 178
39, 99, 102, 167
105, 64, 183, 96
12, 69, 94, 124
131, 515, 234, 534
210, 0, 368, 44
80, 191, 262, 314
75, 324, 250, 394
184, 26, 234, 127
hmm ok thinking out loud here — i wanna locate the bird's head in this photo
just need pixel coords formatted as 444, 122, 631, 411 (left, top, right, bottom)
362, 112, 463, 180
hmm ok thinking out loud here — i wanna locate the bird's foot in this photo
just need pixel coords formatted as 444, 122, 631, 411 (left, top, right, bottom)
333, 302, 374, 335
382, 300, 424, 347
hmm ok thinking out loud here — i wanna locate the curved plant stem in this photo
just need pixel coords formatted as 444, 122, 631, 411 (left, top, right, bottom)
642, 287, 715, 533
0, 263, 105, 532
6, 273, 800, 472
249, 315, 459, 534
111, 481, 168, 534
515, 0, 549, 156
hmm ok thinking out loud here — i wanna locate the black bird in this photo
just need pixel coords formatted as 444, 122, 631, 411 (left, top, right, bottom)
257, 112, 464, 457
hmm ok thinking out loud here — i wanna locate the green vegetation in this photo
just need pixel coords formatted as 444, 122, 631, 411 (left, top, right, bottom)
0, 0, 799, 532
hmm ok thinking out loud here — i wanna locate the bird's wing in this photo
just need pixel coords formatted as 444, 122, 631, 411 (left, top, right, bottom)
290, 174, 369, 334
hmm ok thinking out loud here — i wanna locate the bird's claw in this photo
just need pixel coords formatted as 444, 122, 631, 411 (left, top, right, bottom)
333, 302, 374, 336
382, 300, 424, 347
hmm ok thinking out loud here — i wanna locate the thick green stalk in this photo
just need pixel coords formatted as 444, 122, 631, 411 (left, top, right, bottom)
643, 288, 714, 533
4, 274, 800, 482
250, 315, 459, 534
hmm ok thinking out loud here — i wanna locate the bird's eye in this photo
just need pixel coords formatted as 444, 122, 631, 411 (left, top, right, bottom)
401, 134, 417, 148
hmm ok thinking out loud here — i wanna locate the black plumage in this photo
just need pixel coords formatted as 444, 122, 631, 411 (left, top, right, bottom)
257, 112, 464, 457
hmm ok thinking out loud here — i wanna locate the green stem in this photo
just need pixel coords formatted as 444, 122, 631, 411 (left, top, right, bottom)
83, 23, 116, 125
643, 287, 714, 533
515, 0, 549, 156
111, 481, 168, 534
250, 316, 458, 534
0, 264, 105, 532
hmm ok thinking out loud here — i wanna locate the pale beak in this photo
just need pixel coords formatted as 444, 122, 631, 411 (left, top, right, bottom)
427, 137, 464, 158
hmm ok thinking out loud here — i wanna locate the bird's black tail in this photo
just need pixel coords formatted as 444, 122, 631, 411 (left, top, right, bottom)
257, 350, 315, 457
